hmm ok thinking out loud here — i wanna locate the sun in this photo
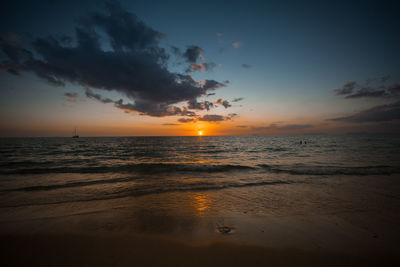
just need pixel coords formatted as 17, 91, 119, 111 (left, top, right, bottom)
198, 131, 203, 136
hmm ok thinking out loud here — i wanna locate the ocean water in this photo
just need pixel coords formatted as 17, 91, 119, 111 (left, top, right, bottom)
0, 134, 399, 210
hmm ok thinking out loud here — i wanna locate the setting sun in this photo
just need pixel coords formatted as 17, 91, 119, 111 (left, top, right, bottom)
198, 131, 203, 136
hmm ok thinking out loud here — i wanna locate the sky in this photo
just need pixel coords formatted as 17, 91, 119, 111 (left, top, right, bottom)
0, 0, 399, 136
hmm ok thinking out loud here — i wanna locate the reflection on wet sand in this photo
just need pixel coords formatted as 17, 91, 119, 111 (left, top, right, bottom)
192, 193, 211, 213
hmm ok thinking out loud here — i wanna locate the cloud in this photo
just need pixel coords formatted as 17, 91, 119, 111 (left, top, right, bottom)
334, 81, 356, 95
178, 113, 237, 123
198, 113, 236, 122
183, 45, 203, 63
199, 114, 225, 122
113, 98, 199, 117
187, 62, 216, 72
214, 98, 231, 108
345, 88, 387, 98
170, 46, 181, 56
6, 68, 19, 75
329, 101, 400, 122
64, 92, 78, 102
85, 88, 114, 103
241, 64, 251, 68
236, 125, 247, 128
215, 32, 223, 37
223, 80, 230, 84
178, 118, 195, 123
232, 97, 244, 102
0, 1, 228, 118
187, 99, 214, 111
162, 123, 179, 126
334, 78, 400, 99
202, 80, 225, 90
232, 42, 241, 48
206, 92, 216, 97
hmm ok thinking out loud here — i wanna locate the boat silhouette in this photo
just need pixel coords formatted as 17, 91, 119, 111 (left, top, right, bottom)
72, 127, 79, 138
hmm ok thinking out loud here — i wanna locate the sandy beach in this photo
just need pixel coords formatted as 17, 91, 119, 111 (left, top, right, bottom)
2, 233, 396, 267
1, 173, 399, 266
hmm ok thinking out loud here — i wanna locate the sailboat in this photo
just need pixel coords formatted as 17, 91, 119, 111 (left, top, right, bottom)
72, 127, 79, 138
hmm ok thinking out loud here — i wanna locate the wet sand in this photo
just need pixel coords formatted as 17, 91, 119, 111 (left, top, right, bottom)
2, 234, 397, 267
1, 174, 400, 266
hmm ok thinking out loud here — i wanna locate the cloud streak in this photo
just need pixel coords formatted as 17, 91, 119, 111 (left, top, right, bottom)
329, 101, 400, 122
64, 92, 78, 102
177, 113, 237, 123
334, 77, 400, 99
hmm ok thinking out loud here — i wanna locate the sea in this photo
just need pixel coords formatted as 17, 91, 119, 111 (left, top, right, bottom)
0, 134, 399, 208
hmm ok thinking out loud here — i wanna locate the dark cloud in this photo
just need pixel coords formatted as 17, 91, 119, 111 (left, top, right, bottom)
178, 113, 236, 123
170, 46, 181, 56
206, 92, 216, 97
203, 80, 225, 90
187, 99, 214, 111
79, 1, 165, 51
0, 34, 32, 65
183, 45, 203, 63
223, 80, 230, 84
162, 123, 179, 126
232, 97, 244, 102
178, 118, 195, 123
0, 1, 228, 118
334, 81, 356, 95
198, 114, 226, 122
329, 101, 400, 123
366, 75, 391, 85
222, 100, 231, 108
6, 68, 19, 75
64, 92, 78, 102
85, 89, 114, 103
334, 78, 400, 99
187, 62, 216, 72
198, 113, 236, 122
241, 64, 251, 68
214, 98, 231, 108
113, 98, 198, 117
236, 125, 247, 128
345, 88, 387, 98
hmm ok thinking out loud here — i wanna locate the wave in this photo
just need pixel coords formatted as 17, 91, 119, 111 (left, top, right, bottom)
3, 176, 138, 192
1, 162, 398, 176
0, 179, 296, 208
258, 164, 400, 176
0, 163, 256, 175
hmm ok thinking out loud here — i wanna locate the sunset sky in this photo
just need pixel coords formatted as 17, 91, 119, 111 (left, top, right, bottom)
0, 0, 399, 136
